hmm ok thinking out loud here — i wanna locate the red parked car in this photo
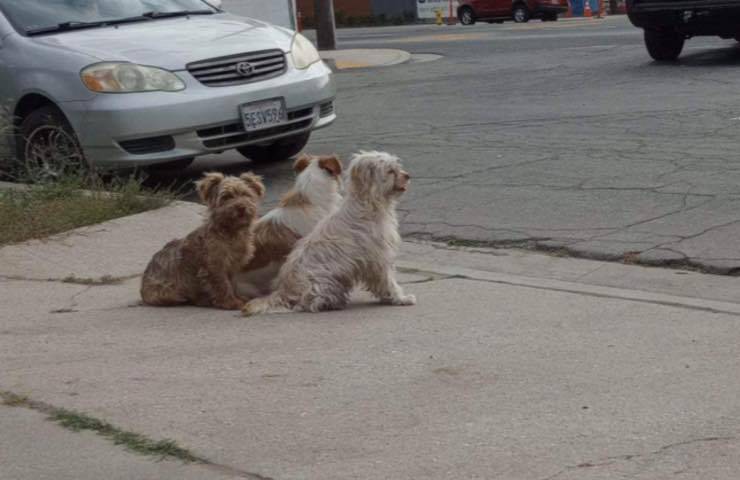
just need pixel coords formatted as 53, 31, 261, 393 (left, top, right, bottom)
458, 0, 569, 24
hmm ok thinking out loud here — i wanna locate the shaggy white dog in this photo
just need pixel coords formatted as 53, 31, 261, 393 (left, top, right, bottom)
242, 151, 415, 315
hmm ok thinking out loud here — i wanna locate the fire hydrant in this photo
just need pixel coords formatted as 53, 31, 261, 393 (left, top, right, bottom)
435, 9, 444, 25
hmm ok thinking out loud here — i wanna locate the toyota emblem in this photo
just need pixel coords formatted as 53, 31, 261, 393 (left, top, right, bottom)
235, 61, 254, 77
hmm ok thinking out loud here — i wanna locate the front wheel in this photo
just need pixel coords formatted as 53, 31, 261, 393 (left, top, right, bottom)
644, 29, 685, 61
459, 7, 476, 25
236, 132, 310, 164
17, 105, 88, 182
513, 4, 530, 23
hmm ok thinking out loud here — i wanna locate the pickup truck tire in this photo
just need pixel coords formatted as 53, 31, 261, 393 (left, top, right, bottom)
513, 4, 530, 23
644, 29, 685, 61
459, 7, 476, 25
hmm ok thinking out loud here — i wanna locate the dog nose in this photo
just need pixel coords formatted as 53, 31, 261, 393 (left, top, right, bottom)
401, 171, 410, 181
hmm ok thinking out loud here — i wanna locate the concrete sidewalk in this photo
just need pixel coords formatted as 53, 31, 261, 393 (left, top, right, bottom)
319, 48, 411, 70
2, 202, 740, 479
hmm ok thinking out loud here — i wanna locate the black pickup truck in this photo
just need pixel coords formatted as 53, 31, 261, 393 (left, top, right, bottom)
627, 0, 740, 60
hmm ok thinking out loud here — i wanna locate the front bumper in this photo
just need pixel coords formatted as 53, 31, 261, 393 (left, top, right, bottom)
65, 60, 336, 168
628, 0, 740, 33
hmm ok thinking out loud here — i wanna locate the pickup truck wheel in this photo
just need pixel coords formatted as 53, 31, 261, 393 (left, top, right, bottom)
236, 132, 310, 163
644, 29, 684, 61
459, 7, 476, 25
513, 4, 530, 23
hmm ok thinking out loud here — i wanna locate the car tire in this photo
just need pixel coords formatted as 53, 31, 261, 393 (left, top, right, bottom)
236, 132, 311, 164
459, 7, 476, 25
513, 4, 530, 23
644, 28, 684, 61
17, 105, 88, 182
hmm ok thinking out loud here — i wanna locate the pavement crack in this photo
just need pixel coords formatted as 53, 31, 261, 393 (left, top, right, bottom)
0, 273, 140, 286
0, 390, 276, 480
540, 436, 737, 480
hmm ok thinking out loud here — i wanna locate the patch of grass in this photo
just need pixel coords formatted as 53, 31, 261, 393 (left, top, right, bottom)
0, 390, 29, 407
0, 106, 14, 176
50, 408, 198, 461
1, 390, 198, 462
0, 174, 173, 246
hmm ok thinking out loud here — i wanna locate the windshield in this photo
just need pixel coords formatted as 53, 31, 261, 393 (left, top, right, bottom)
0, 0, 216, 34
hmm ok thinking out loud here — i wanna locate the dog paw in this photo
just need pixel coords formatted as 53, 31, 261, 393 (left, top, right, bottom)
215, 299, 245, 311
241, 303, 257, 317
391, 294, 416, 306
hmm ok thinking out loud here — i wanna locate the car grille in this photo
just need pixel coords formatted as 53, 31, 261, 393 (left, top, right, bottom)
197, 107, 315, 150
118, 135, 175, 155
187, 50, 287, 87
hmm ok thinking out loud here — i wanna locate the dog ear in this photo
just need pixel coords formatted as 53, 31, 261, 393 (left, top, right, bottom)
240, 172, 265, 199
319, 155, 342, 177
195, 172, 224, 207
293, 154, 311, 174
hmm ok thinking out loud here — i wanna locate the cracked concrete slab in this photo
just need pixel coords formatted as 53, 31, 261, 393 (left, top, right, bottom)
4, 277, 740, 479
0, 406, 239, 480
3, 199, 740, 478
0, 201, 205, 281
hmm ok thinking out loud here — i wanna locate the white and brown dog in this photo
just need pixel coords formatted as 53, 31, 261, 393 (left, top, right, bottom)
242, 151, 414, 316
233, 154, 343, 300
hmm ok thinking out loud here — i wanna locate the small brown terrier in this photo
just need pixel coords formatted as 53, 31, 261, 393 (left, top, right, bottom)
141, 172, 265, 310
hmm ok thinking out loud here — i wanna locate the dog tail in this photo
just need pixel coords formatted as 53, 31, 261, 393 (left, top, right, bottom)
241, 293, 290, 317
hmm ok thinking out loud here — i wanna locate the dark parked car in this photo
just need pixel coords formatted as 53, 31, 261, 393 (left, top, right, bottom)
628, 0, 740, 61
458, 0, 569, 24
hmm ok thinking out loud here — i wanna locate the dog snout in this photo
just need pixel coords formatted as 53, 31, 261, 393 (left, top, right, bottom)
401, 171, 410, 181
235, 202, 255, 219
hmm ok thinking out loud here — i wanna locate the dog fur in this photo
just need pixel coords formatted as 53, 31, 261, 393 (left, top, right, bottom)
233, 154, 343, 300
141, 172, 265, 310
242, 151, 414, 315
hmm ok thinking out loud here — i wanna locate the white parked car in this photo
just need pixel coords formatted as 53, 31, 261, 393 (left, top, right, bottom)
0, 0, 336, 177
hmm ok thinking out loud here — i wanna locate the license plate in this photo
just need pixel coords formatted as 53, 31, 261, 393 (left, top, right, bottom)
240, 99, 287, 132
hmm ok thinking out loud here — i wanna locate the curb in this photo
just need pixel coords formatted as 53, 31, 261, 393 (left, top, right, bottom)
396, 260, 740, 316
319, 48, 412, 71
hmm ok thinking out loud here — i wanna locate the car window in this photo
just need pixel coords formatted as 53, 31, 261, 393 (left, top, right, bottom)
0, 0, 215, 34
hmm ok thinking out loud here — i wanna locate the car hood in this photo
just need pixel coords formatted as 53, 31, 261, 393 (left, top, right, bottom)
31, 14, 294, 71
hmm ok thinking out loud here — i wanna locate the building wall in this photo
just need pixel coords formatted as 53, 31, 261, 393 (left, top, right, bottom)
372, 0, 417, 18
221, 0, 297, 29
296, 0, 373, 23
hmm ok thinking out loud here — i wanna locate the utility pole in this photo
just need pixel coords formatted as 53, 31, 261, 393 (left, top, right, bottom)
314, 0, 336, 51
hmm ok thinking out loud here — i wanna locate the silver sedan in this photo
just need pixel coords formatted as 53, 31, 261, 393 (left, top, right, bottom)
0, 0, 336, 177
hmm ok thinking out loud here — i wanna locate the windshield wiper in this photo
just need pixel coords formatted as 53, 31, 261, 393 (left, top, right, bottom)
25, 9, 215, 35
141, 10, 215, 19
26, 21, 107, 36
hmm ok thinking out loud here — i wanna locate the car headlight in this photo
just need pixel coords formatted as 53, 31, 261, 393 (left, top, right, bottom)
291, 33, 321, 70
81, 63, 185, 93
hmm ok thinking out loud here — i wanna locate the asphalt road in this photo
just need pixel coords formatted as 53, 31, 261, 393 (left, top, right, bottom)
179, 16, 740, 274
